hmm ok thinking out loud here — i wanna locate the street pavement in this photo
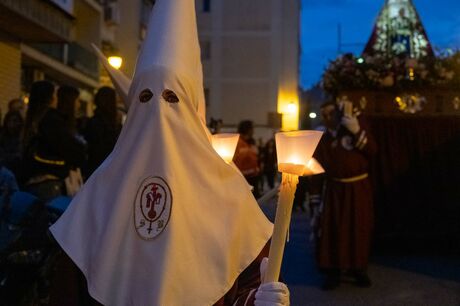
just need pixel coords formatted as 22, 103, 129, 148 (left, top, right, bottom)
259, 196, 460, 306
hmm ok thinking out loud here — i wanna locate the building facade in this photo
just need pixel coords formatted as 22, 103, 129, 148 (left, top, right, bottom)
0, 0, 300, 135
197, 0, 300, 135
0, 0, 103, 115
103, 0, 301, 135
100, 0, 154, 81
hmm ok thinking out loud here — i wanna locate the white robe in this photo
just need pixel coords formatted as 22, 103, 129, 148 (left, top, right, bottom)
51, 67, 273, 306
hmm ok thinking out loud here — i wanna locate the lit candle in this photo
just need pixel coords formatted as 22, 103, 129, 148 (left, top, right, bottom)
275, 131, 323, 175
263, 130, 323, 283
211, 133, 240, 163
303, 158, 325, 176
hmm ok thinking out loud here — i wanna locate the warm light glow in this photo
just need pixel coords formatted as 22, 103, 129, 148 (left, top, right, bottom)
275, 130, 323, 175
309, 112, 317, 119
303, 158, 325, 175
287, 102, 297, 114
23, 96, 29, 105
409, 68, 415, 80
211, 133, 240, 163
108, 56, 123, 69
277, 91, 300, 131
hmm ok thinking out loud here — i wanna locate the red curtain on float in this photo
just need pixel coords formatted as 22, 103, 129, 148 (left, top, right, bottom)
367, 116, 460, 245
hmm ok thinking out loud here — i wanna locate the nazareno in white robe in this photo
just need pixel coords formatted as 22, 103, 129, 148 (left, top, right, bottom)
50, 0, 273, 305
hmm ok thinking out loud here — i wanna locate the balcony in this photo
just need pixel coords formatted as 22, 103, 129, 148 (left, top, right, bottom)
29, 42, 99, 80
68, 43, 99, 80
0, 0, 73, 42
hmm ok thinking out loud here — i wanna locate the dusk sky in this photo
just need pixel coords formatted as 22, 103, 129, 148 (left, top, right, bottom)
300, 0, 460, 89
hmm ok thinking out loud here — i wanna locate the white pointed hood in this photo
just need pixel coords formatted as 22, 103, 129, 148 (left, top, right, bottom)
50, 1, 272, 305
91, 44, 132, 108
134, 0, 206, 124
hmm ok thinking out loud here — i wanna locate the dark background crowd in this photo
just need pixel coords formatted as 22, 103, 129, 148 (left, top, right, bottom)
0, 81, 122, 202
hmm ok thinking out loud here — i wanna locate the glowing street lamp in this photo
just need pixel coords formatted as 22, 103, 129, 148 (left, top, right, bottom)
264, 130, 323, 283
211, 133, 240, 163
287, 101, 297, 114
108, 56, 123, 69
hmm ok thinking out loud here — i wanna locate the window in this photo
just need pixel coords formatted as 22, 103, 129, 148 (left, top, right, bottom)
203, 0, 211, 12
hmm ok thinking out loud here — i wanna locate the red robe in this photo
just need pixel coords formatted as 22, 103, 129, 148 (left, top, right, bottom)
312, 118, 377, 270
233, 138, 260, 178
49, 243, 270, 306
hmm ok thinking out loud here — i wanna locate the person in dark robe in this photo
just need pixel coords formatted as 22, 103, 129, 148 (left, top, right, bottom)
48, 0, 289, 304
310, 101, 377, 290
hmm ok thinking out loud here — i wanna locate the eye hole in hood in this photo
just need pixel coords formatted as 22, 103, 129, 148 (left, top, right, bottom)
139, 89, 154, 103
162, 89, 179, 103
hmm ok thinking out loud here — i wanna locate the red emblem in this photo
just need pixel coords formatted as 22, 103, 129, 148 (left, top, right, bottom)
134, 177, 172, 240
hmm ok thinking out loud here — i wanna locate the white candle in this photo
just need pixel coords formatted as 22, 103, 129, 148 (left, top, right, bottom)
211, 133, 240, 163
264, 130, 323, 283
264, 172, 298, 283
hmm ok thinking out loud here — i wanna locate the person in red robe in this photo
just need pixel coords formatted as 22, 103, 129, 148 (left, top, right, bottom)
310, 101, 377, 290
233, 120, 261, 198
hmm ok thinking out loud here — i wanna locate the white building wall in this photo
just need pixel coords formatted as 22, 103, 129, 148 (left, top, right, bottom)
196, 0, 300, 137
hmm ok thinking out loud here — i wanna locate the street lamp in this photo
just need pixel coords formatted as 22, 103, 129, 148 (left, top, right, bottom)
108, 56, 123, 69
287, 101, 297, 114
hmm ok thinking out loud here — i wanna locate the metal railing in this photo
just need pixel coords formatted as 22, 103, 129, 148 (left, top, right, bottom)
29, 42, 99, 80
68, 42, 99, 79
0, 0, 72, 41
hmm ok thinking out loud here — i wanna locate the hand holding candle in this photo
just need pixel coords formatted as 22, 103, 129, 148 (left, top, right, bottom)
264, 130, 323, 283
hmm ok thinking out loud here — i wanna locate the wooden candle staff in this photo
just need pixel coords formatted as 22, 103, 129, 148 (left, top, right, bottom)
264, 131, 323, 283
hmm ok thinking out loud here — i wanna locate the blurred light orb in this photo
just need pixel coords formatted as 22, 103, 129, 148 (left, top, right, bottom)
108, 56, 123, 69
287, 102, 297, 114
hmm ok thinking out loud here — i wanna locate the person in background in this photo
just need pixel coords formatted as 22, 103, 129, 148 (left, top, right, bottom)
0, 162, 19, 215
293, 177, 308, 212
0, 105, 20, 220
83, 87, 121, 178
58, 84, 87, 147
233, 120, 261, 198
22, 81, 56, 152
57, 86, 82, 137
0, 110, 24, 176
310, 100, 377, 290
262, 135, 277, 190
8, 98, 26, 119
209, 117, 223, 135
257, 137, 265, 193
22, 82, 86, 201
